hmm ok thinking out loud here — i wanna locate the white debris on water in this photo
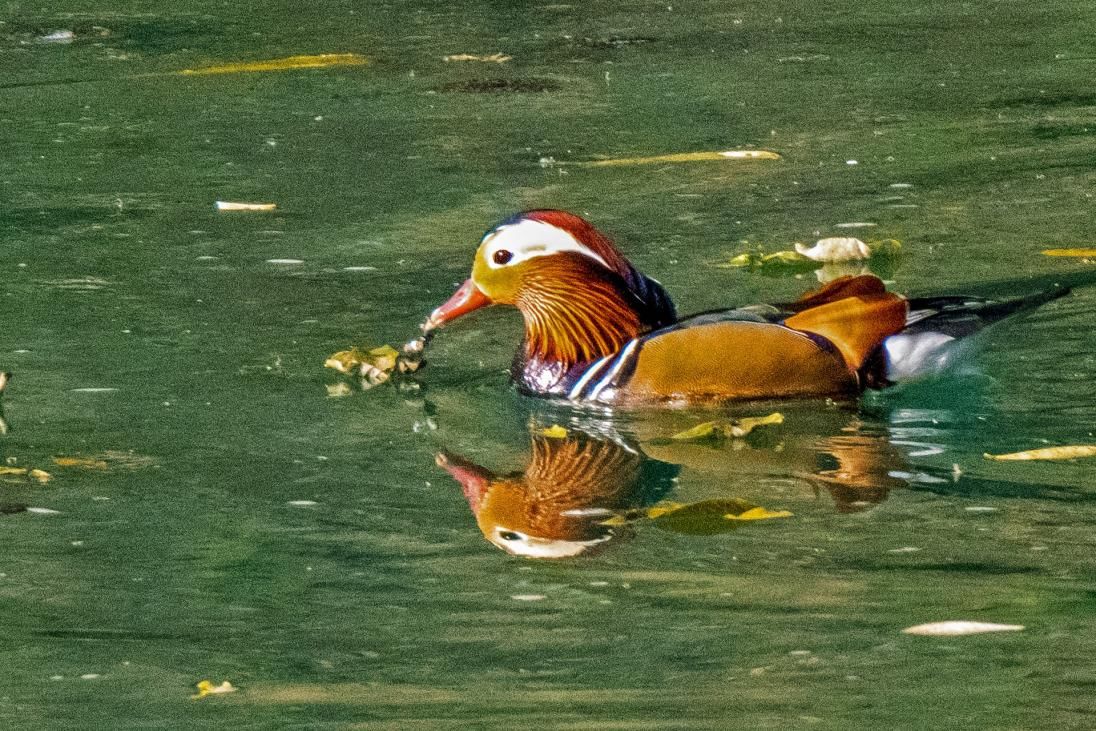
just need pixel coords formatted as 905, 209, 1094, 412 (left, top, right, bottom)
266, 259, 304, 265
795, 237, 871, 262
69, 388, 118, 393
38, 30, 75, 44
511, 594, 547, 602
287, 500, 319, 507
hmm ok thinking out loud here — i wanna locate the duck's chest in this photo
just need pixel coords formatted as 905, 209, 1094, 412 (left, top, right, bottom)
514, 322, 858, 405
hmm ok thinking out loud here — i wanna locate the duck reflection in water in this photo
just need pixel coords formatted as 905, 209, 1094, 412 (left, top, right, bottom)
436, 430, 679, 559
436, 409, 909, 558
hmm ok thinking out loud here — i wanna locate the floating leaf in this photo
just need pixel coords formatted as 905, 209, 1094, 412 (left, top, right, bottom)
721, 239, 901, 274
717, 249, 818, 273
215, 201, 277, 212
669, 413, 784, 443
28, 469, 51, 483
540, 425, 569, 439
647, 499, 792, 535
0, 466, 28, 477
984, 445, 1096, 461
53, 457, 109, 470
325, 345, 400, 385
583, 150, 780, 167
192, 680, 237, 699
443, 53, 512, 63
729, 506, 794, 521
0, 371, 10, 393
902, 621, 1024, 636
176, 53, 367, 76
1042, 248, 1096, 257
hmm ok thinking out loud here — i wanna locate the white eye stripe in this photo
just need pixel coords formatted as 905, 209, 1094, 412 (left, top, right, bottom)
482, 219, 610, 270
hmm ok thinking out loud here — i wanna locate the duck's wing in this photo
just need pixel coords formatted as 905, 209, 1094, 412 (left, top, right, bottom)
599, 320, 860, 404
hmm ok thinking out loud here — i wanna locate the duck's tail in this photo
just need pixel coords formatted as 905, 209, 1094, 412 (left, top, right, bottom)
869, 276, 1084, 385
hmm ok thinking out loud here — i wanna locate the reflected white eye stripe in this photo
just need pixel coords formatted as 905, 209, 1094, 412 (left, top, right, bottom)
482, 219, 611, 270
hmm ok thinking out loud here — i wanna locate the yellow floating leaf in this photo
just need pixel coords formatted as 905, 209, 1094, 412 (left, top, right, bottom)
648, 499, 791, 535
443, 53, 512, 63
984, 445, 1096, 461
0, 466, 28, 476
325, 345, 397, 374
584, 150, 781, 167
29, 469, 52, 483
192, 680, 237, 699
53, 457, 109, 470
1041, 248, 1096, 257
176, 53, 367, 76
539, 425, 569, 439
716, 249, 817, 271
727, 506, 793, 521
729, 412, 785, 437
669, 412, 784, 442
669, 421, 722, 441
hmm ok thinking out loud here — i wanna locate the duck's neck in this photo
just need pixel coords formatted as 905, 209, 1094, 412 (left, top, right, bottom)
518, 278, 645, 369
509, 265, 678, 395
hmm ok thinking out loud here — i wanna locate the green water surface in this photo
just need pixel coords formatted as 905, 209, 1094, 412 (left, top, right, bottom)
2, 1, 1095, 728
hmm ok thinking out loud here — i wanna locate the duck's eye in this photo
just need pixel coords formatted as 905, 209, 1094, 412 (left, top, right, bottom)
493, 249, 513, 265
498, 530, 522, 542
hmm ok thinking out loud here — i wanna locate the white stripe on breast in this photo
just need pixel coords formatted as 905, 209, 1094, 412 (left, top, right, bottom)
567, 354, 613, 400
586, 338, 639, 401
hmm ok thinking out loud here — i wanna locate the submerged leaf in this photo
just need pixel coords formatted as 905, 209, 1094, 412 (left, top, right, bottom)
984, 445, 1096, 461
192, 680, 237, 699
648, 499, 792, 535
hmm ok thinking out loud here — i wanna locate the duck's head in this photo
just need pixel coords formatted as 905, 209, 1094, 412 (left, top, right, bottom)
425, 210, 677, 367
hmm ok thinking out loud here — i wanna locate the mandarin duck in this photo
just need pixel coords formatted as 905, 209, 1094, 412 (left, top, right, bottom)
424, 210, 1071, 406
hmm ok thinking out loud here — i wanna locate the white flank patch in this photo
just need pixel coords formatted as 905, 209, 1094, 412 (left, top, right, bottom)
481, 219, 610, 270
902, 621, 1025, 636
